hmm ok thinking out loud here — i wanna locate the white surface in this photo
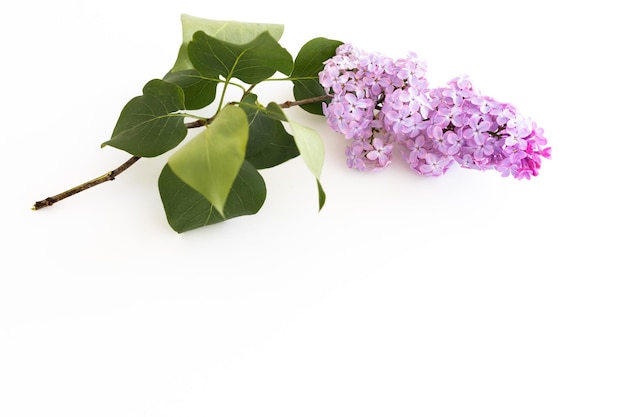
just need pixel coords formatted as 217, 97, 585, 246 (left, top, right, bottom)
1, 1, 625, 416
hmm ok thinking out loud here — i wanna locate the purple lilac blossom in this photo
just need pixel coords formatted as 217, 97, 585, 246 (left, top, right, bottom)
319, 44, 551, 179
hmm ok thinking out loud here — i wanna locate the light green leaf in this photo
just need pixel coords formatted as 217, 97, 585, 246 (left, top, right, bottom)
169, 14, 284, 74
167, 105, 248, 216
266, 102, 326, 210
289, 120, 324, 180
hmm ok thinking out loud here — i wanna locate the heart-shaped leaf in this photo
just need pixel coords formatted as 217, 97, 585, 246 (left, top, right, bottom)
158, 161, 266, 233
188, 31, 293, 84
102, 79, 188, 157
291, 37, 343, 115
167, 105, 248, 216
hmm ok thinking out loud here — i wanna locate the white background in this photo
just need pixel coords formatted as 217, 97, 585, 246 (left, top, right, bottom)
1, 1, 625, 416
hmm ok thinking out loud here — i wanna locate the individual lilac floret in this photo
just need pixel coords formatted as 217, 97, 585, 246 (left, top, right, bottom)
319, 45, 551, 179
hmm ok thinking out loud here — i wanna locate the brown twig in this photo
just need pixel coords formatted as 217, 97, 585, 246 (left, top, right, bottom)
279, 95, 331, 108
32, 156, 142, 210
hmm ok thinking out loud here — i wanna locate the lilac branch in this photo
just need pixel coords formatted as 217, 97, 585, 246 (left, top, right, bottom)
32, 95, 331, 210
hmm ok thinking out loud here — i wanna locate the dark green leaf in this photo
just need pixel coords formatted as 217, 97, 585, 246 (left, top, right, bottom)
240, 94, 299, 169
316, 179, 326, 211
188, 31, 293, 84
291, 37, 343, 115
169, 14, 284, 74
158, 161, 266, 233
102, 79, 187, 157
266, 103, 326, 211
163, 69, 218, 110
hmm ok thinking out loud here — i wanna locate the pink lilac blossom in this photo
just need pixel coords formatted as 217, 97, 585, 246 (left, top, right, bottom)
319, 44, 551, 179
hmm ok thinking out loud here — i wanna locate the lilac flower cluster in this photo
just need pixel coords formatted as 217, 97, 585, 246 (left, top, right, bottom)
319, 44, 551, 179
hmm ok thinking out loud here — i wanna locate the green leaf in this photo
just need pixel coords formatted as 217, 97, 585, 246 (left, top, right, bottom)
158, 161, 266, 233
240, 94, 299, 169
169, 14, 285, 74
316, 179, 326, 211
266, 102, 326, 211
188, 31, 293, 84
162, 69, 218, 110
102, 79, 187, 157
291, 37, 343, 115
167, 105, 248, 216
